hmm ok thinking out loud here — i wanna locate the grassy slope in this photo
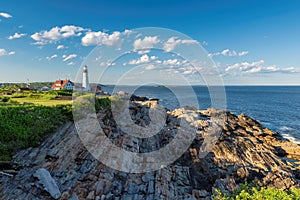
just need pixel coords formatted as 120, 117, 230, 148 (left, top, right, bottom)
0, 105, 72, 161
0, 95, 110, 161
13, 97, 72, 106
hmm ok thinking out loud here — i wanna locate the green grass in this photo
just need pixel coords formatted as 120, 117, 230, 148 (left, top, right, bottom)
0, 95, 111, 161
214, 182, 300, 200
13, 97, 72, 106
0, 105, 72, 161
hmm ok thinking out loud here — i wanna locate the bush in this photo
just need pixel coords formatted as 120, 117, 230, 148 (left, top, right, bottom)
0, 105, 72, 161
213, 182, 300, 200
0, 96, 10, 102
95, 97, 111, 111
72, 95, 111, 119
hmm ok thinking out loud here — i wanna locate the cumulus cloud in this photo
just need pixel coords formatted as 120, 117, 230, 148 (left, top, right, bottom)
8, 33, 26, 40
209, 49, 249, 57
161, 58, 184, 65
56, 45, 65, 50
225, 60, 264, 72
144, 64, 156, 70
46, 54, 58, 60
133, 36, 160, 52
225, 60, 300, 74
163, 37, 198, 52
81, 29, 133, 47
0, 48, 15, 56
123, 29, 133, 35
126, 55, 186, 68
31, 25, 88, 45
128, 54, 157, 65
81, 31, 123, 47
0, 12, 12, 18
138, 57, 195, 76
62, 54, 77, 62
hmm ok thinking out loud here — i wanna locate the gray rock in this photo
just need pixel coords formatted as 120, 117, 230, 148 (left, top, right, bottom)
148, 180, 154, 193
2, 100, 300, 200
34, 168, 61, 199
142, 173, 154, 182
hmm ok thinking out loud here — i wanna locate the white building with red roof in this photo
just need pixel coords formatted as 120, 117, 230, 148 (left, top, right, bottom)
51, 79, 74, 90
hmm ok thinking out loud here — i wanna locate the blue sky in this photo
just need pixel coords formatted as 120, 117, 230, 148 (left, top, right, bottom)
0, 0, 300, 85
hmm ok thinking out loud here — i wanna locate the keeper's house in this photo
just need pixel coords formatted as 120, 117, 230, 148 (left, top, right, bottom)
51, 79, 74, 90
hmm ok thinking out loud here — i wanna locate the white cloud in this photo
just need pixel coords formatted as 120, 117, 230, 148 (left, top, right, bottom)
81, 31, 122, 46
46, 54, 58, 60
8, 33, 26, 40
181, 39, 198, 44
238, 51, 249, 56
209, 49, 249, 57
99, 61, 115, 67
163, 37, 181, 52
0, 12, 12, 18
162, 59, 182, 65
225, 60, 300, 74
145, 64, 156, 70
137, 57, 194, 74
202, 41, 208, 46
0, 48, 15, 56
183, 70, 194, 75
133, 36, 160, 51
31, 25, 88, 45
123, 29, 133, 35
225, 60, 264, 72
62, 54, 77, 62
163, 37, 197, 52
67, 62, 75, 66
128, 54, 157, 65
56, 45, 65, 50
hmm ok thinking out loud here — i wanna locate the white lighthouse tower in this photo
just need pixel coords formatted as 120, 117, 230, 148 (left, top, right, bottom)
82, 65, 90, 91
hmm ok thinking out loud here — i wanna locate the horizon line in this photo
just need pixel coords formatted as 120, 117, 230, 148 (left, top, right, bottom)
1, 82, 300, 87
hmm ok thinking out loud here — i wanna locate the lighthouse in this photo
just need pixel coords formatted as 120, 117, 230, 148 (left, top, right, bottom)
82, 65, 90, 91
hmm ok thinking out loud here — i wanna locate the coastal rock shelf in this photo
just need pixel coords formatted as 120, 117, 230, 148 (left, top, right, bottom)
1, 99, 300, 199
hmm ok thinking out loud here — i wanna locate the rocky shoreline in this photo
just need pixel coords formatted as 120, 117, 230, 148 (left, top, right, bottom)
1, 96, 300, 199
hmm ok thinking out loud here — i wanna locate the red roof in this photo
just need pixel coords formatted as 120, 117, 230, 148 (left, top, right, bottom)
51, 80, 74, 89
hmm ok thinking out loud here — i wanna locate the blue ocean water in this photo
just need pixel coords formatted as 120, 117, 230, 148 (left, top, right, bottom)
103, 85, 300, 143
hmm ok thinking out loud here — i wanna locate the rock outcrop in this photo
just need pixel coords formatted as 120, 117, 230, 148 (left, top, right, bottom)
1, 98, 300, 199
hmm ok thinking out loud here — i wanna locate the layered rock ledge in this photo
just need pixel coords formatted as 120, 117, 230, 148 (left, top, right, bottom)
1, 98, 300, 199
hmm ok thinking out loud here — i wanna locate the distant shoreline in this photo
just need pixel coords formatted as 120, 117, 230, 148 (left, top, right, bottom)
1, 82, 300, 87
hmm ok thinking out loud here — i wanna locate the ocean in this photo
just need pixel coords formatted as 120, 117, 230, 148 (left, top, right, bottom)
102, 85, 300, 143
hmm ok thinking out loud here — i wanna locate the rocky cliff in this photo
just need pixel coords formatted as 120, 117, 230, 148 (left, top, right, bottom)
1, 98, 300, 200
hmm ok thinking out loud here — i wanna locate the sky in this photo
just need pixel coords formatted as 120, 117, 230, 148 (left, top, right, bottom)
1, 0, 300, 85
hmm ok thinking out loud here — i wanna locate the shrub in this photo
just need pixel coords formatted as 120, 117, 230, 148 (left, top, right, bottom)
0, 105, 72, 161
213, 182, 300, 200
0, 96, 10, 102
72, 95, 111, 119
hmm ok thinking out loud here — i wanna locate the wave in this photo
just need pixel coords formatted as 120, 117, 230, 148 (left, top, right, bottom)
261, 123, 300, 144
281, 133, 300, 144
279, 126, 295, 131
278, 126, 300, 144
260, 122, 278, 131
